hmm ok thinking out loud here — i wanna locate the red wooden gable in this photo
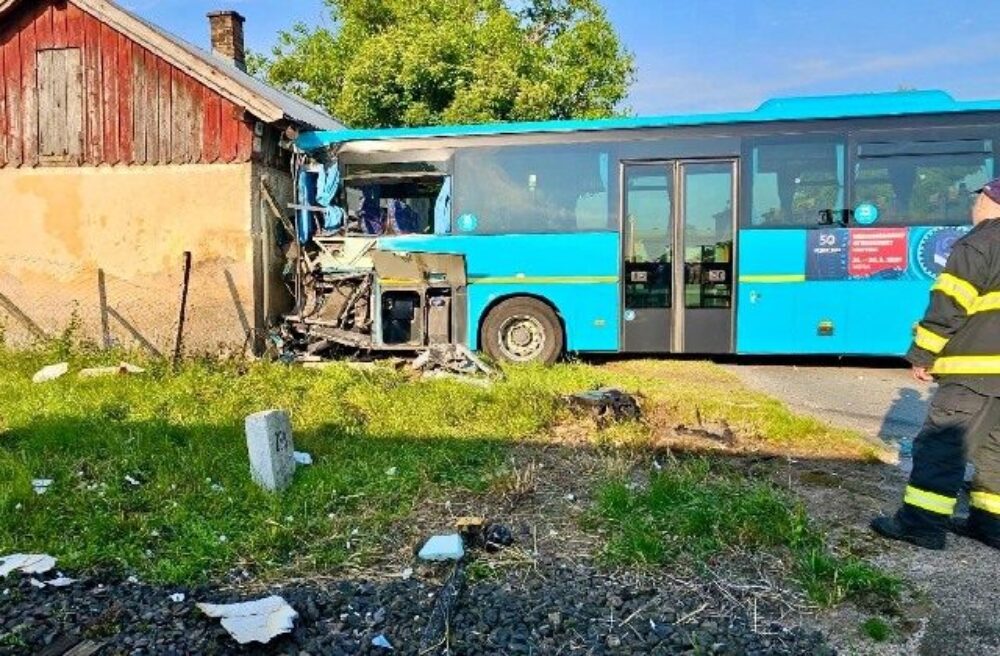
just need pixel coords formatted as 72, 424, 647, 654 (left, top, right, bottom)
0, 0, 257, 168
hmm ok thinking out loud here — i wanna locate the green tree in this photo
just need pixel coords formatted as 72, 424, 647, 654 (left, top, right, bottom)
253, 0, 635, 128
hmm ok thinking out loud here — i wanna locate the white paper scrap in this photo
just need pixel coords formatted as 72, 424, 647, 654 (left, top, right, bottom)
32, 479, 54, 495
0, 554, 57, 577
293, 452, 313, 466
32, 363, 69, 384
197, 596, 298, 645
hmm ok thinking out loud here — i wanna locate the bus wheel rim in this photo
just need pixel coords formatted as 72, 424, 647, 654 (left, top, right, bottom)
498, 314, 546, 361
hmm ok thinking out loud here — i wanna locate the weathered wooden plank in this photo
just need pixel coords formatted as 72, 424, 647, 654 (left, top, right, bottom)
65, 47, 83, 160
143, 48, 158, 163
64, 1, 84, 47
2, 28, 21, 167
100, 20, 119, 164
116, 30, 132, 162
157, 55, 171, 163
82, 9, 102, 163
36, 49, 60, 157
236, 113, 252, 162
219, 97, 239, 162
202, 87, 221, 163
169, 72, 187, 162
0, 37, 6, 167
35, 2, 54, 49
51, 0, 69, 48
186, 73, 203, 163
131, 44, 146, 164
20, 5, 38, 166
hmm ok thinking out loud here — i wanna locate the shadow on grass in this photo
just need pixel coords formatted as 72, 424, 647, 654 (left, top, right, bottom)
1, 413, 901, 611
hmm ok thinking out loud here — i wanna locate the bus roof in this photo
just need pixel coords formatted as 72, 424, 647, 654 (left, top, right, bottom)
295, 90, 1000, 152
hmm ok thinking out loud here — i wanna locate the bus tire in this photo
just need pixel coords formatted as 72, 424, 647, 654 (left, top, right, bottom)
481, 297, 564, 365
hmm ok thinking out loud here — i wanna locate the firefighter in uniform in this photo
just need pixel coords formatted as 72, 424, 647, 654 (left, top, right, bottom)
871, 178, 1000, 550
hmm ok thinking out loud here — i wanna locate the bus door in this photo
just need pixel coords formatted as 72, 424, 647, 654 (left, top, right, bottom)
622, 160, 737, 353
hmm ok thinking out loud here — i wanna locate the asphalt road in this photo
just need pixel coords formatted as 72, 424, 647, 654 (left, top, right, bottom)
723, 359, 930, 456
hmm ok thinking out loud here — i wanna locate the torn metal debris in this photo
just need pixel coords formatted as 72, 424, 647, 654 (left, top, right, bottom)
567, 388, 642, 424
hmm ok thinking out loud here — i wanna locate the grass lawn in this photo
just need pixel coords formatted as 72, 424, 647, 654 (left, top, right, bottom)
0, 342, 894, 606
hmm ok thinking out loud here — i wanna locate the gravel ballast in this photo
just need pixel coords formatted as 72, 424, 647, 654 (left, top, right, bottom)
0, 564, 833, 655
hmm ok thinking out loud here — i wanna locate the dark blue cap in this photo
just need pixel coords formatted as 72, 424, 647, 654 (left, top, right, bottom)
974, 178, 1000, 204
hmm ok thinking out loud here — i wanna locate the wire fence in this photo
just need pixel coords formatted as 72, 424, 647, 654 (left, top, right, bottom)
0, 254, 258, 359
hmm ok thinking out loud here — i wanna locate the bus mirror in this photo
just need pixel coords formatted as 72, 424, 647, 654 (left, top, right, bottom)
818, 209, 834, 225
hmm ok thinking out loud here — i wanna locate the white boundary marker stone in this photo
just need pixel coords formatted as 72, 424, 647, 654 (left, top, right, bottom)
245, 410, 296, 492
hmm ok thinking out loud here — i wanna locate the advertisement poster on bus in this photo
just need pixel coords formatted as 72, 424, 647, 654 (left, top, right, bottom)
806, 226, 971, 281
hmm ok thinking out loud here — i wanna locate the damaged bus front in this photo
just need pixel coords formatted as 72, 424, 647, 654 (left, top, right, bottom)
276, 139, 471, 361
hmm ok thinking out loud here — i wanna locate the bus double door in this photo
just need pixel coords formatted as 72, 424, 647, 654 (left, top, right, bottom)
621, 160, 737, 353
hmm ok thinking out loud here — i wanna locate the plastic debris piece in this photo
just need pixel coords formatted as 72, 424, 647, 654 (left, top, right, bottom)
418, 534, 465, 562
32, 363, 69, 384
419, 564, 465, 652
32, 479, 53, 495
47, 576, 76, 588
127, 576, 139, 584
293, 452, 313, 466
124, 475, 141, 487
197, 596, 298, 645
484, 524, 515, 552
566, 388, 641, 424
400, 567, 414, 580
0, 554, 56, 577
30, 578, 46, 589
169, 593, 186, 603
79, 362, 146, 378
385, 467, 398, 477
372, 634, 394, 650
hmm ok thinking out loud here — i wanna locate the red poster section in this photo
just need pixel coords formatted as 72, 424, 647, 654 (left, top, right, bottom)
848, 228, 909, 278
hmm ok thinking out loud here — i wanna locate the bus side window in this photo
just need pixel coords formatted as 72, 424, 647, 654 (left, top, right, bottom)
854, 139, 993, 226
749, 139, 845, 227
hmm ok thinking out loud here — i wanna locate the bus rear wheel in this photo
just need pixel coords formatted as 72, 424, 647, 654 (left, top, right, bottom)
481, 298, 564, 365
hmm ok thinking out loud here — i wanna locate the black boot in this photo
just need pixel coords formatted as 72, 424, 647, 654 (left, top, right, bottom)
870, 515, 947, 550
950, 516, 1000, 550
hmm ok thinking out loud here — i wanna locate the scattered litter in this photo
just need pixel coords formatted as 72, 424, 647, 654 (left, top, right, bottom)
567, 388, 641, 424
484, 524, 515, 552
412, 344, 497, 380
47, 576, 76, 587
197, 596, 298, 645
29, 578, 46, 589
400, 567, 414, 580
79, 362, 146, 378
418, 534, 465, 562
169, 593, 186, 603
385, 467, 398, 477
32, 479, 54, 495
371, 634, 394, 650
124, 475, 141, 487
564, 493, 577, 502
0, 554, 56, 577
32, 363, 69, 384
420, 563, 465, 652
127, 576, 139, 584
218, 535, 228, 543
293, 452, 313, 466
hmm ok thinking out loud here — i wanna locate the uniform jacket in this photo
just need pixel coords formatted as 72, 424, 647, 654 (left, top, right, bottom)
907, 218, 1000, 396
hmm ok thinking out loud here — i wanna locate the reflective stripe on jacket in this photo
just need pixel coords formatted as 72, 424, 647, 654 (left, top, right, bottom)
907, 219, 1000, 396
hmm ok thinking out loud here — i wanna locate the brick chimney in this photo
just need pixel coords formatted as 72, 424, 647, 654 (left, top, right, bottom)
207, 10, 246, 71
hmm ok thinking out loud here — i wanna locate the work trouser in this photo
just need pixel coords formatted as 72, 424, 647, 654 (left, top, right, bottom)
898, 382, 1000, 539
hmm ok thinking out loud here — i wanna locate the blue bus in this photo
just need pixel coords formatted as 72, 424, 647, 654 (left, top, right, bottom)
281, 90, 1000, 364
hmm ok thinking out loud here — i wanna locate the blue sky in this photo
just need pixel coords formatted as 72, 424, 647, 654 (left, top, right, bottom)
121, 0, 1000, 115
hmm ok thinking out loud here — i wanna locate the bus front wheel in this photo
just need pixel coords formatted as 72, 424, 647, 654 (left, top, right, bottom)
481, 298, 564, 365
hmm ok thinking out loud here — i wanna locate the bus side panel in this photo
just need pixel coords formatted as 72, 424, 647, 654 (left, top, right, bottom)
377, 232, 621, 352
737, 229, 932, 355
736, 230, 812, 353
843, 280, 930, 356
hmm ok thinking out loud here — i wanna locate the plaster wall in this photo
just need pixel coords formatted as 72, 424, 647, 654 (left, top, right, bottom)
0, 163, 258, 353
